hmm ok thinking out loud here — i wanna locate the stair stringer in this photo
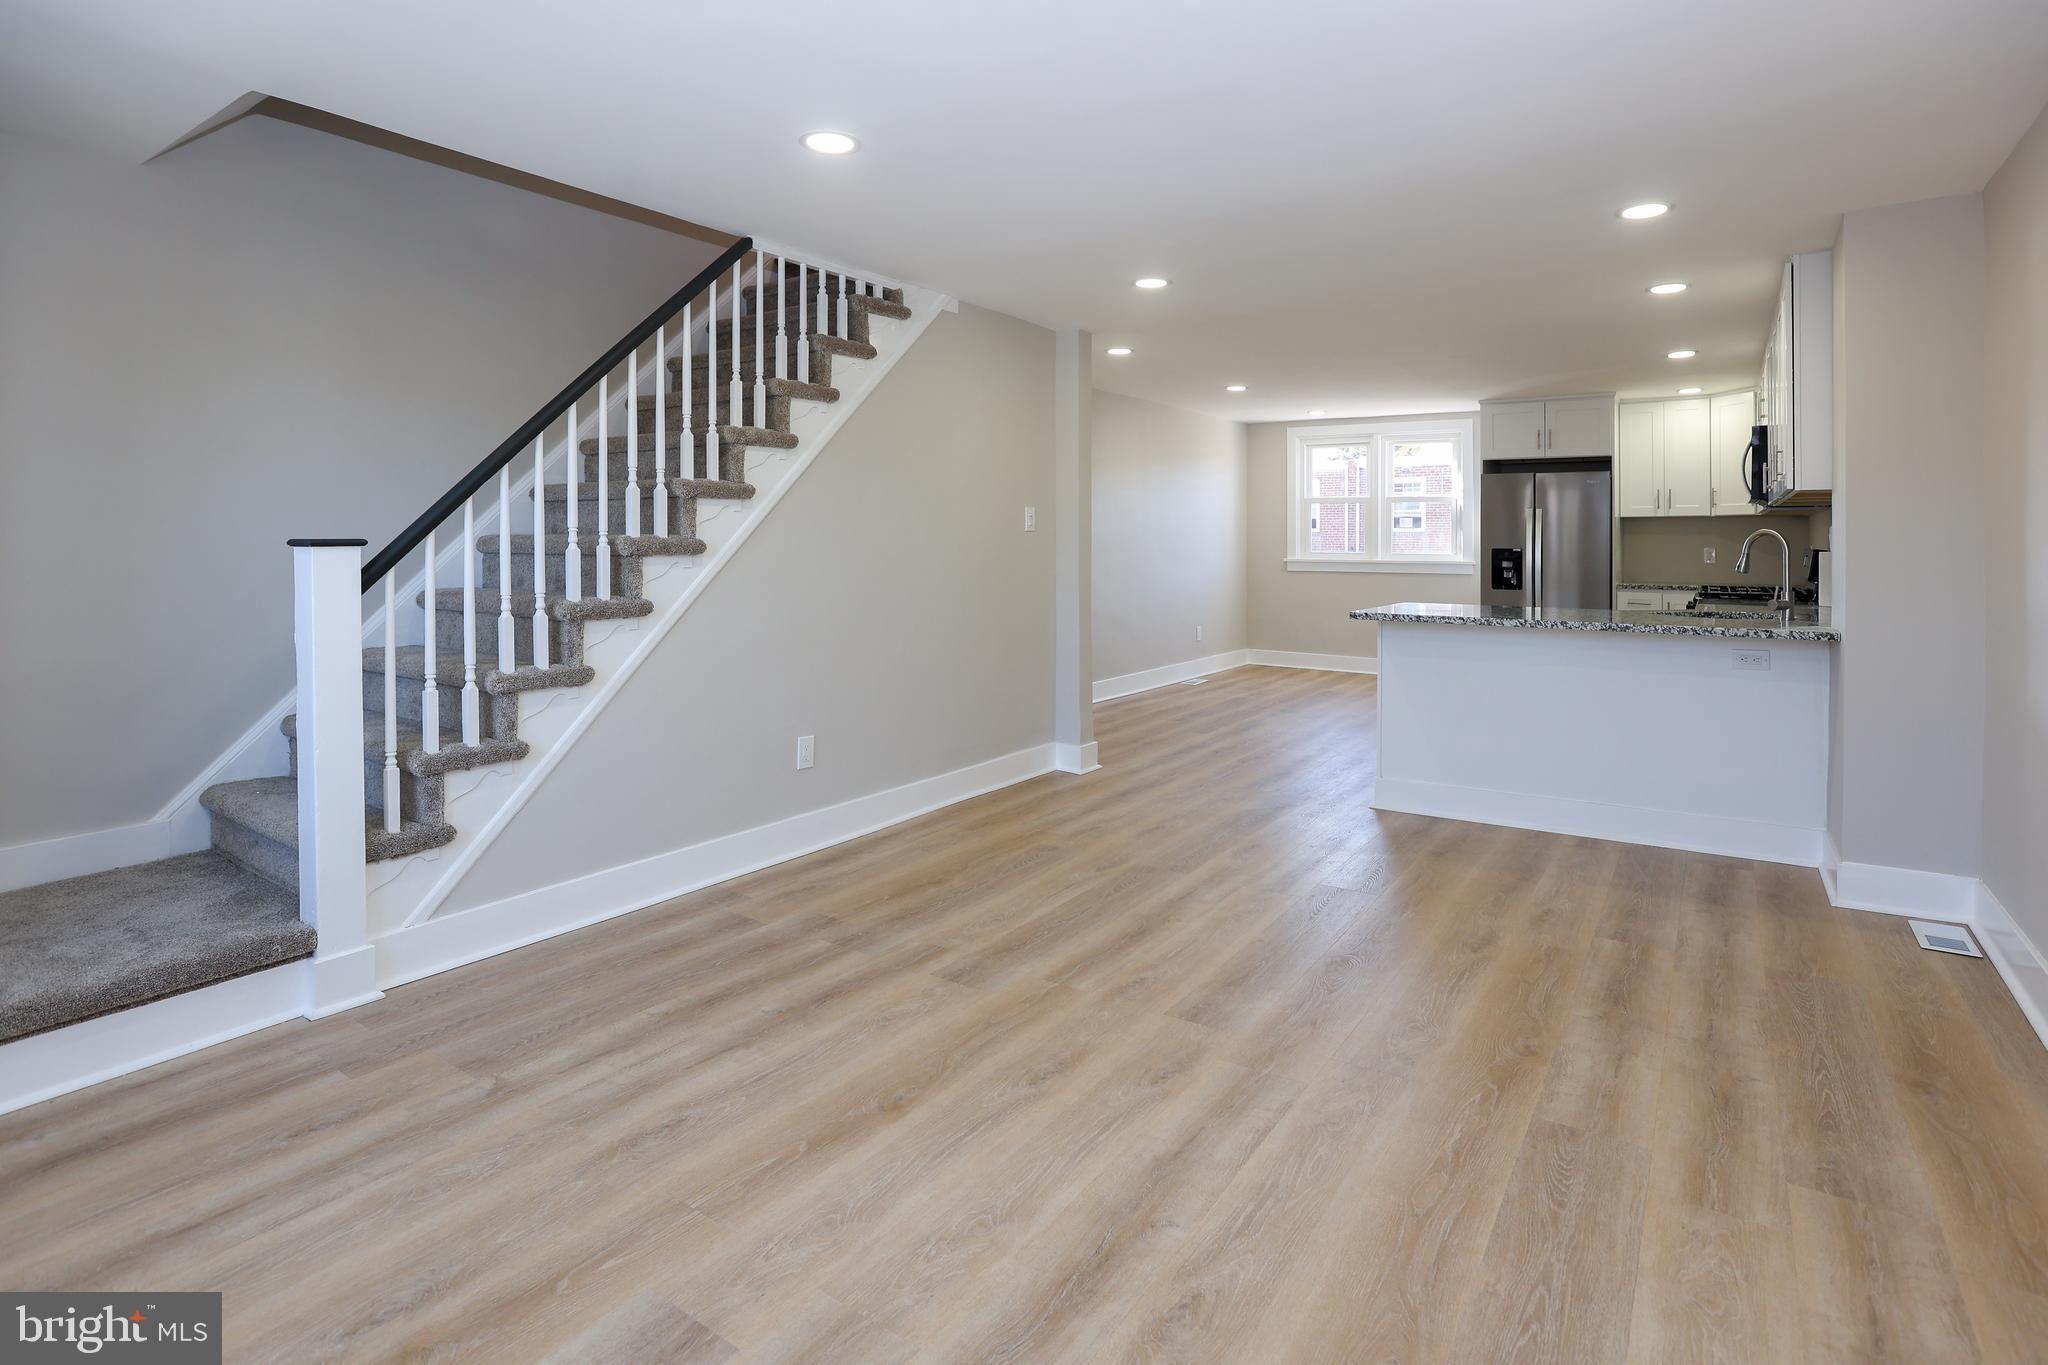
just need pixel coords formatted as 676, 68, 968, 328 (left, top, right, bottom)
362, 284, 954, 940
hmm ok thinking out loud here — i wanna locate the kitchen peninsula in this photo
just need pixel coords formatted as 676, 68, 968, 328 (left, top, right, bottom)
1353, 602, 1839, 865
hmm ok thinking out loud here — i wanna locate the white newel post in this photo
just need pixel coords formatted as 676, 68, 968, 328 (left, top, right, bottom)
289, 539, 384, 1018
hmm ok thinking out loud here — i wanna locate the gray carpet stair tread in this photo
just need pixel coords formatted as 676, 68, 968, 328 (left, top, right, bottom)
639, 376, 839, 405
579, 425, 798, 455
0, 850, 315, 1044
479, 533, 707, 557
280, 712, 529, 776
419, 588, 655, 621
360, 645, 595, 693
201, 776, 456, 862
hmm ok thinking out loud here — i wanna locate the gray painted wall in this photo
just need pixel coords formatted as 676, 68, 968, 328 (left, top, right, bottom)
1828, 193, 1987, 877
1090, 390, 1247, 681
0, 117, 720, 847
443, 303, 1057, 913
1983, 100, 2048, 944
1246, 413, 1481, 659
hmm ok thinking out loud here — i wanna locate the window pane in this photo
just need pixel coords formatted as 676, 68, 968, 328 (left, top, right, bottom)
1388, 500, 1455, 556
1308, 445, 1372, 498
1307, 502, 1371, 554
1386, 440, 1457, 497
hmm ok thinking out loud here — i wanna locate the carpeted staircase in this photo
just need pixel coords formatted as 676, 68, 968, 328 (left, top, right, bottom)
0, 266, 907, 1045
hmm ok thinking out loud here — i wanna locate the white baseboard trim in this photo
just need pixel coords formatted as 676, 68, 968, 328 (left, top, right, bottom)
0, 820, 182, 894
1975, 882, 2048, 1054
375, 742, 1059, 990
304, 946, 384, 1019
1374, 776, 1822, 867
1092, 651, 1249, 702
1246, 649, 1379, 675
1828, 858, 1981, 921
1054, 741, 1100, 775
1818, 836, 2048, 1056
0, 962, 307, 1116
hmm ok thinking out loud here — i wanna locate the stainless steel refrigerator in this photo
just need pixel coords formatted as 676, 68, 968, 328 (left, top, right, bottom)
1480, 465, 1612, 610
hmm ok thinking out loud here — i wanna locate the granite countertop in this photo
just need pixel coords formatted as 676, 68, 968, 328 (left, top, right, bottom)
1350, 601, 1841, 642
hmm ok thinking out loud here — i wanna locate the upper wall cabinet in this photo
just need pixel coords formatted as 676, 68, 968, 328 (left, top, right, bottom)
1480, 395, 1615, 460
1709, 389, 1759, 516
1617, 396, 1714, 517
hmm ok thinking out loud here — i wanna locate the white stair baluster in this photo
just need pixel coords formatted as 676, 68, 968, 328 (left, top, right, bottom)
708, 270, 725, 482
838, 271, 850, 337
564, 398, 582, 601
382, 577, 400, 833
775, 254, 787, 382
797, 262, 810, 385
531, 435, 550, 669
461, 496, 480, 745
684, 309, 700, 497
655, 323, 670, 535
753, 249, 767, 420
596, 374, 611, 600
728, 262, 742, 451
420, 529, 440, 755
625, 343, 640, 538
497, 466, 515, 674
813, 263, 827, 354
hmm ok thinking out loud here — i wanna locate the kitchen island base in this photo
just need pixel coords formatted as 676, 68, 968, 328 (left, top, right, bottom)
1372, 619, 1832, 866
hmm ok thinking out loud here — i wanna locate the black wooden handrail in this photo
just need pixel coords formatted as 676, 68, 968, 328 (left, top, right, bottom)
360, 235, 755, 592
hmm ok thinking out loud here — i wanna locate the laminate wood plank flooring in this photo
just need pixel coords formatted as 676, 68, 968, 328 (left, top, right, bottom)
4, 666, 2045, 1362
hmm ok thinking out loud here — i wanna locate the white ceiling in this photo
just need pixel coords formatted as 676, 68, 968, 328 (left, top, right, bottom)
5, 0, 2047, 422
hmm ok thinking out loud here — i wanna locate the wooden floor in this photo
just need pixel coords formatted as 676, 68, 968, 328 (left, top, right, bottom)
6, 667, 2048, 1362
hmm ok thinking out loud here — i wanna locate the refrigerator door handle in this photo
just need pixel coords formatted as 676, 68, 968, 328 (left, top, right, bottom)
1530, 507, 1544, 606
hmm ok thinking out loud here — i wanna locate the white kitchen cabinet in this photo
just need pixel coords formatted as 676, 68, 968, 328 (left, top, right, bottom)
1480, 395, 1614, 459
1617, 396, 1716, 517
1616, 405, 1663, 516
1664, 399, 1712, 515
1710, 389, 1759, 515
1482, 401, 1546, 458
1544, 395, 1617, 458
1616, 589, 1695, 612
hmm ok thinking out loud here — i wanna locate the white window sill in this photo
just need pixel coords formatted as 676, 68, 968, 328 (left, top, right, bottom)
1284, 558, 1476, 575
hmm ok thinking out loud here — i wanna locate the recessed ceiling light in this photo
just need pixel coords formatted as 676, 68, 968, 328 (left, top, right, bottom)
1307, 409, 1326, 417
1225, 384, 1247, 392
1678, 387, 1703, 395
1668, 349, 1697, 360
1621, 203, 1670, 220
1105, 346, 1132, 356
1133, 277, 1169, 290
1648, 282, 1688, 295
800, 130, 859, 155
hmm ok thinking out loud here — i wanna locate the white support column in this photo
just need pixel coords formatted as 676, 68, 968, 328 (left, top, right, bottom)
1053, 328, 1097, 773
289, 539, 382, 1017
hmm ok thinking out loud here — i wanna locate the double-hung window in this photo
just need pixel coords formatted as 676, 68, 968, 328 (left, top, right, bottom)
1285, 417, 1476, 573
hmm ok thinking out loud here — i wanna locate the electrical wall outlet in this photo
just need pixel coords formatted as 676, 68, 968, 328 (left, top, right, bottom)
1703, 547, 1717, 564
1732, 649, 1771, 671
1196, 625, 1204, 642
1023, 506, 1036, 532
796, 735, 815, 769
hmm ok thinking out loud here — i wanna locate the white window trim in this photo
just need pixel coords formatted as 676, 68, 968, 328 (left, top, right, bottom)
1285, 417, 1478, 573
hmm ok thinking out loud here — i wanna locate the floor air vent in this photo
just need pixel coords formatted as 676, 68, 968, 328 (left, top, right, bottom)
1910, 920, 1983, 957
1180, 678, 1209, 686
